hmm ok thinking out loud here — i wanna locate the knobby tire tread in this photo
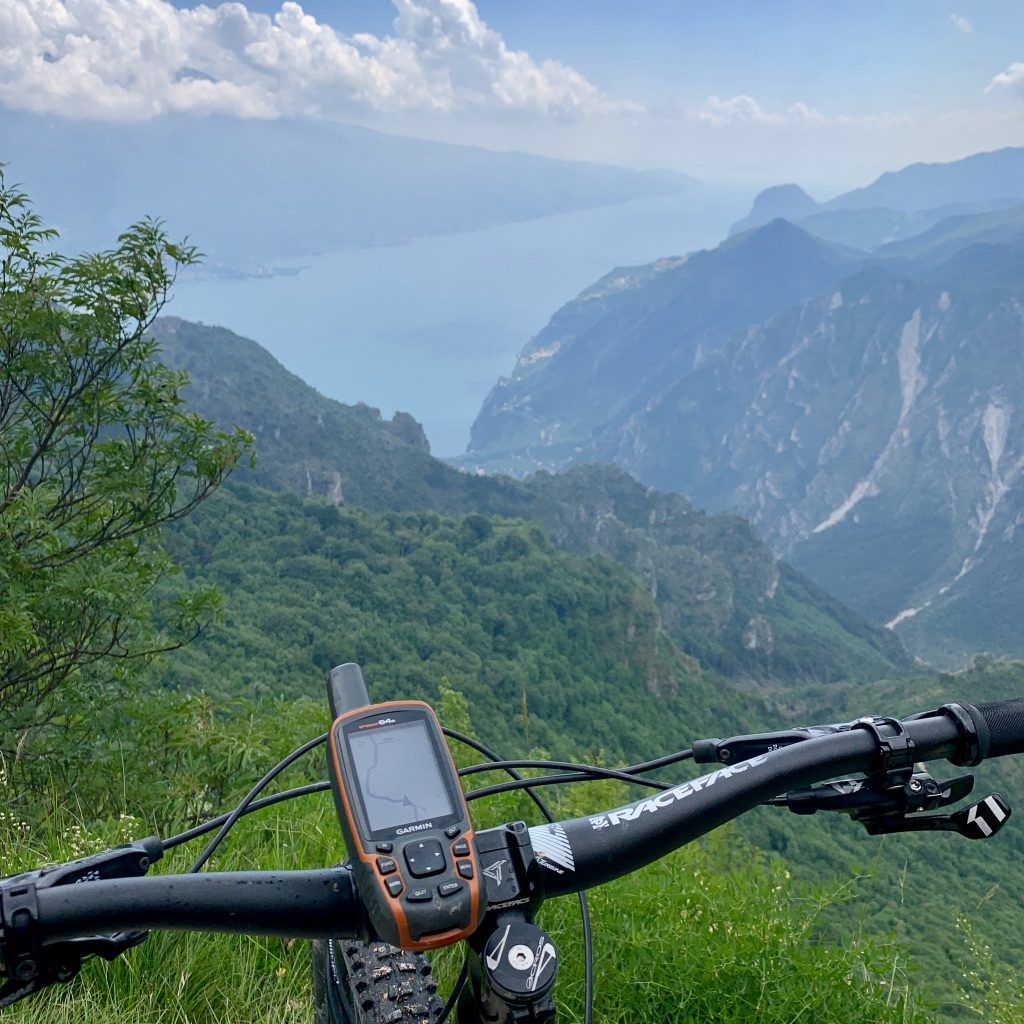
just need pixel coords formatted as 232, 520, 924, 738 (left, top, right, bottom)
311, 938, 444, 1024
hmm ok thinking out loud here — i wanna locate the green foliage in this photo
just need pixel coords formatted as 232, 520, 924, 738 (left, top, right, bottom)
153, 481, 756, 762
4, 685, 329, 832
547, 834, 929, 1024
954, 916, 1024, 1024
151, 319, 912, 687
0, 172, 252, 748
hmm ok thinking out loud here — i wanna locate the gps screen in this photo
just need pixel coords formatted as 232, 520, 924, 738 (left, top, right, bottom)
347, 720, 455, 831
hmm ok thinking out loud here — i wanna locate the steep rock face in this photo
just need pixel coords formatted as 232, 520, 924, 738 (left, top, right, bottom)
616, 259, 1024, 630
462, 225, 1024, 663
465, 220, 863, 472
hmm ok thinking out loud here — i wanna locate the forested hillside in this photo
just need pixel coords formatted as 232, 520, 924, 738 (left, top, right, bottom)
157, 481, 742, 756
152, 317, 909, 685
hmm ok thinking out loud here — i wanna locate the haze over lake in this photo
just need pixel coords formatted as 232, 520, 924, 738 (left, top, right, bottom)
167, 189, 747, 457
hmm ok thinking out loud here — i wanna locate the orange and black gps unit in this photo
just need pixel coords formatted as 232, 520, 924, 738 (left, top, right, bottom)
328, 699, 483, 950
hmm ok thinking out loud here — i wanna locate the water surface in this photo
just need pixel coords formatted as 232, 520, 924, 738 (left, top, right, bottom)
169, 189, 748, 456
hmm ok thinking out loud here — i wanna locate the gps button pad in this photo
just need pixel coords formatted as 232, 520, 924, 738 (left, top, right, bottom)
403, 838, 447, 878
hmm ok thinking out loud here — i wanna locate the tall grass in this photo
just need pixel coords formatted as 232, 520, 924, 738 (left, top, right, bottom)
2, 775, 941, 1024
0, 690, 1007, 1023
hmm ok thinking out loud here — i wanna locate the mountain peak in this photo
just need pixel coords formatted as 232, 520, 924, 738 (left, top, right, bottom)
723, 217, 863, 265
729, 184, 819, 236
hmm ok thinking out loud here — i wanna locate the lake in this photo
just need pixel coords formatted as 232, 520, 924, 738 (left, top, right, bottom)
168, 187, 749, 457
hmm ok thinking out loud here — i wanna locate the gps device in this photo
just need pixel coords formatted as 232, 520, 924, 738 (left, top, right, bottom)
328, 695, 483, 950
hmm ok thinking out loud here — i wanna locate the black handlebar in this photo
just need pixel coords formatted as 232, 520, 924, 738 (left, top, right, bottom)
538, 708, 965, 897
4, 698, 1023, 977
31, 869, 365, 943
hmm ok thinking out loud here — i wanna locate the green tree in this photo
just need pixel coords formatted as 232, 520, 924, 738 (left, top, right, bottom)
0, 168, 252, 747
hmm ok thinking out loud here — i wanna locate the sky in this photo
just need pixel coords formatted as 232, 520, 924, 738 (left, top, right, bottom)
2, 0, 1022, 190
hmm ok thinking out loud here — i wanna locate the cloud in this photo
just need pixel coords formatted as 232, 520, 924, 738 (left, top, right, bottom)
696, 95, 788, 126
0, 0, 638, 121
986, 62, 1024, 95
950, 13, 973, 34
695, 95, 908, 129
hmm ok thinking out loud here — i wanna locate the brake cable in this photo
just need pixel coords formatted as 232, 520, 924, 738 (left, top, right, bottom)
186, 732, 328, 873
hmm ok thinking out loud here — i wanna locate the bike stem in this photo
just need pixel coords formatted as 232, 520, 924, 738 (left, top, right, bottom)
459, 822, 558, 1023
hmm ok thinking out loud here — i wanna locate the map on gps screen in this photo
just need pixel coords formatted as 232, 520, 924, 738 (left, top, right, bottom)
348, 720, 456, 831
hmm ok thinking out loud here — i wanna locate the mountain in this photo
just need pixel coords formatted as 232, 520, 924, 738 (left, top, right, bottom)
730, 147, 1024, 252
874, 203, 1024, 265
150, 317, 910, 685
830, 147, 1024, 212
0, 111, 696, 274
461, 223, 1024, 665
729, 184, 818, 235
463, 220, 864, 467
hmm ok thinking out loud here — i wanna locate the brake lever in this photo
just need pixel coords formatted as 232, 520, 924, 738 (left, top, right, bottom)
0, 836, 163, 1007
779, 767, 974, 815
0, 931, 150, 1010
692, 723, 851, 764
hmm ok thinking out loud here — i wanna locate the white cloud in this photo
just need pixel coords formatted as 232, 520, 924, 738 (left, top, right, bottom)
950, 13, 973, 34
697, 95, 787, 126
695, 95, 907, 129
0, 0, 638, 121
986, 62, 1024, 95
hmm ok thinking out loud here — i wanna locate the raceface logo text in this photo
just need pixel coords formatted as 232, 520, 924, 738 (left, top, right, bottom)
589, 755, 770, 829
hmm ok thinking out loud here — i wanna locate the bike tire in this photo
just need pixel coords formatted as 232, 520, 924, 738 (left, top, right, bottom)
310, 938, 444, 1024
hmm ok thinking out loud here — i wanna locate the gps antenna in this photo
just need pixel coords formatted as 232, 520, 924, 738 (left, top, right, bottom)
327, 662, 370, 720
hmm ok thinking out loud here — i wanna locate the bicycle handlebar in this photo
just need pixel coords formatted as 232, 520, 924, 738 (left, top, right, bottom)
3, 699, 1022, 970
536, 707, 964, 897
27, 869, 365, 944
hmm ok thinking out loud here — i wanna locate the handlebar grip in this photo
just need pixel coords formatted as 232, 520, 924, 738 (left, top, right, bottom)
969, 698, 1024, 758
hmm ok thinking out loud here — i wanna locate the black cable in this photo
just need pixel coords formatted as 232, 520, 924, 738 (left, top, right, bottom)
625, 748, 695, 774
443, 728, 559, 821
187, 732, 328, 873
162, 782, 332, 851
460, 758, 678, 789
438, 959, 468, 1024
161, 746, 695, 853
466, 770, 670, 802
